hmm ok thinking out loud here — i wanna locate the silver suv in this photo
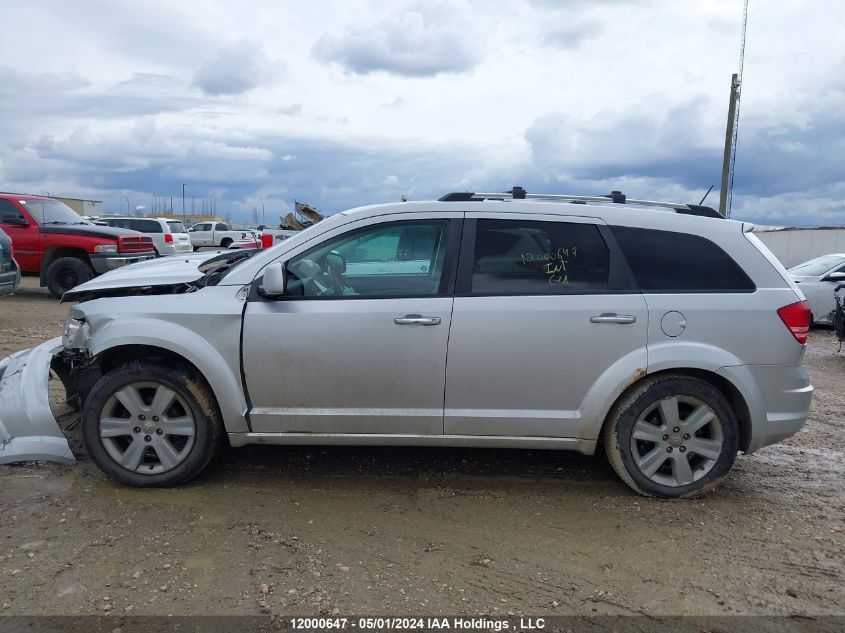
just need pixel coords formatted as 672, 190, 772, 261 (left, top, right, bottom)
0, 189, 814, 497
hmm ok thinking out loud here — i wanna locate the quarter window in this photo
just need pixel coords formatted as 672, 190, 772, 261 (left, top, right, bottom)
469, 219, 610, 295
286, 220, 450, 298
610, 226, 755, 292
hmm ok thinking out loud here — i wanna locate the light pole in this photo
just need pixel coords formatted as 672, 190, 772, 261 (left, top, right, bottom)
122, 196, 130, 213
260, 198, 265, 226
181, 184, 186, 224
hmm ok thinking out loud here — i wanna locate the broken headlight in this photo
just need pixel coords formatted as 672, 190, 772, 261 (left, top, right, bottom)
62, 310, 89, 351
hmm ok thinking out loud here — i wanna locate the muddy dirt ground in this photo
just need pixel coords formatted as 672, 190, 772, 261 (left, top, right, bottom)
0, 276, 843, 617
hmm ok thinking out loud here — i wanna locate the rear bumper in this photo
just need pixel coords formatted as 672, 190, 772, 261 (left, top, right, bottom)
89, 252, 155, 274
0, 337, 75, 464
718, 364, 814, 453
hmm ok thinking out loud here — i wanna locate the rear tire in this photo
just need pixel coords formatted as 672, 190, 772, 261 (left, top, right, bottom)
603, 375, 739, 498
220, 238, 233, 248
192, 246, 200, 252
45, 256, 93, 299
81, 360, 224, 486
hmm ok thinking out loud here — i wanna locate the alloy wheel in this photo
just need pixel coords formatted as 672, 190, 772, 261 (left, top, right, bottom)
99, 381, 196, 474
629, 395, 724, 487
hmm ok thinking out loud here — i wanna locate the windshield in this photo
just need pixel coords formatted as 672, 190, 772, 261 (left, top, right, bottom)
789, 255, 845, 276
19, 199, 88, 225
167, 221, 187, 233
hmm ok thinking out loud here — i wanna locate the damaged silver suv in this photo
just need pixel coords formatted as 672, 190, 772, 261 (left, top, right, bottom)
0, 189, 814, 497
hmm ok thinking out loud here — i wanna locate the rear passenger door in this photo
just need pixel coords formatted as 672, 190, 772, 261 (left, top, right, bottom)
444, 213, 648, 439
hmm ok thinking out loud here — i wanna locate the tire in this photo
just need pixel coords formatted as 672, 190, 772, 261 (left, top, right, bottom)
192, 246, 200, 252
81, 360, 224, 486
603, 375, 739, 498
220, 238, 233, 248
45, 257, 94, 299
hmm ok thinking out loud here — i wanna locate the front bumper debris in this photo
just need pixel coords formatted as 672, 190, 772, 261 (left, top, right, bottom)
0, 337, 75, 464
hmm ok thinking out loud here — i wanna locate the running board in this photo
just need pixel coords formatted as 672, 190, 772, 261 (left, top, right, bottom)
227, 432, 596, 455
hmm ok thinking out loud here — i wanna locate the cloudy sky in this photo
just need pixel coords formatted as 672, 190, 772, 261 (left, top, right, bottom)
0, 0, 842, 226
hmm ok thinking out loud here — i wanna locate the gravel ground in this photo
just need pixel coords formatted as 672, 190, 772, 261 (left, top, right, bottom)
0, 276, 843, 616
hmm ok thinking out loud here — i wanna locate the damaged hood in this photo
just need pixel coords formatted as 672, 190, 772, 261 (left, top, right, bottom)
62, 250, 236, 302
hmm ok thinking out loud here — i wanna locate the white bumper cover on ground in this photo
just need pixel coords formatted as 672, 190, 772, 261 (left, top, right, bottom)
0, 336, 75, 464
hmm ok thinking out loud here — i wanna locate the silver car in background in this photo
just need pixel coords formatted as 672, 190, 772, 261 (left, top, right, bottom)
98, 217, 192, 256
788, 254, 845, 324
0, 189, 814, 498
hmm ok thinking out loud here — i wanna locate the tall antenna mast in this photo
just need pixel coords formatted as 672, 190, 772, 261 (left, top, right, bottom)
726, 0, 749, 218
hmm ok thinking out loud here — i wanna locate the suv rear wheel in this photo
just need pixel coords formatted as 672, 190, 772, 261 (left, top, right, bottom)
45, 256, 93, 298
81, 360, 223, 486
603, 375, 739, 498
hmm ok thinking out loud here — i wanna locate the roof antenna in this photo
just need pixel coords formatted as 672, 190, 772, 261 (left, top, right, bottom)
699, 184, 714, 205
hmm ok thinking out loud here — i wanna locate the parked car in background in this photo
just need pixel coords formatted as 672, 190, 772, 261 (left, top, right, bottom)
788, 254, 845, 324
0, 194, 155, 298
187, 222, 255, 250
98, 217, 192, 256
0, 226, 20, 296
0, 188, 813, 498
227, 233, 261, 250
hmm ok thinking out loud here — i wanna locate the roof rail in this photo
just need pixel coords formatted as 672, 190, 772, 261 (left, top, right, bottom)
438, 188, 724, 219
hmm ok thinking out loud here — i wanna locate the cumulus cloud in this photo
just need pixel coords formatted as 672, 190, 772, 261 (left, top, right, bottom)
312, 1, 481, 77
193, 40, 281, 96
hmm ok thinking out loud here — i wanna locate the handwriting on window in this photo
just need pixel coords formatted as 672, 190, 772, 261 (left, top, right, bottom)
520, 246, 578, 286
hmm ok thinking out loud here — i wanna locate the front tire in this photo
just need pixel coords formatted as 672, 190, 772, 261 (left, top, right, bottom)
45, 257, 93, 298
603, 375, 739, 498
81, 360, 223, 486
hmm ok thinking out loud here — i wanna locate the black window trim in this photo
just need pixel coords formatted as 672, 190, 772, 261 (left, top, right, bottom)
455, 217, 639, 298
610, 225, 757, 294
251, 217, 464, 302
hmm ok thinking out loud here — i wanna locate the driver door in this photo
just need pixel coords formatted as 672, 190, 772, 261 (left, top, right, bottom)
241, 212, 462, 435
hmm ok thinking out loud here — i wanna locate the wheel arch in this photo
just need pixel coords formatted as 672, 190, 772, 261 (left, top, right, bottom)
86, 324, 249, 433
598, 367, 754, 454
40, 247, 91, 285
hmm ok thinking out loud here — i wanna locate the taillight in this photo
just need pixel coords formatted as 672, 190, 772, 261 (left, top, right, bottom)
777, 300, 811, 344
261, 233, 273, 249
164, 233, 173, 244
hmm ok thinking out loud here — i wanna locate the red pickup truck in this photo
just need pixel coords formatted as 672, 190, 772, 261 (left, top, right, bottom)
0, 193, 156, 298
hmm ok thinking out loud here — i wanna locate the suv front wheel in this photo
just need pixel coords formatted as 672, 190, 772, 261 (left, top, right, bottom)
603, 375, 739, 498
82, 360, 224, 486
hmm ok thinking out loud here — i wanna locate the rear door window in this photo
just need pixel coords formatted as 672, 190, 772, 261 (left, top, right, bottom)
610, 226, 755, 292
136, 219, 162, 233
468, 219, 610, 295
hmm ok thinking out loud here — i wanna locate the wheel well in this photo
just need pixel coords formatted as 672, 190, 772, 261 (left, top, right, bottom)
603, 368, 752, 453
220, 237, 233, 246
98, 344, 201, 378
40, 247, 91, 285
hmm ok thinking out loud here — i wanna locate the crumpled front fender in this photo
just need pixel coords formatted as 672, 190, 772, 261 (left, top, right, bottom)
0, 336, 75, 464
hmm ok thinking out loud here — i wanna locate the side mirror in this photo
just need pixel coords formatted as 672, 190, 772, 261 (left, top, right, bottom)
260, 262, 286, 296
1, 211, 28, 225
824, 272, 845, 282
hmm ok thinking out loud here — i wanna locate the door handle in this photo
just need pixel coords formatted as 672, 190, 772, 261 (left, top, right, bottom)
590, 313, 637, 324
394, 314, 441, 326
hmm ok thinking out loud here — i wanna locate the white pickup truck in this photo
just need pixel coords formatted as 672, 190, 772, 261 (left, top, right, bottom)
187, 222, 256, 250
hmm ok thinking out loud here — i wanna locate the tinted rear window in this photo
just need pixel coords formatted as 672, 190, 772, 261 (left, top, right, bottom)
470, 219, 610, 294
610, 226, 755, 293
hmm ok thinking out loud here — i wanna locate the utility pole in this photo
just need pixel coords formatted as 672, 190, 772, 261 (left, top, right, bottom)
181, 184, 186, 224
719, 73, 740, 217
720, 0, 749, 218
